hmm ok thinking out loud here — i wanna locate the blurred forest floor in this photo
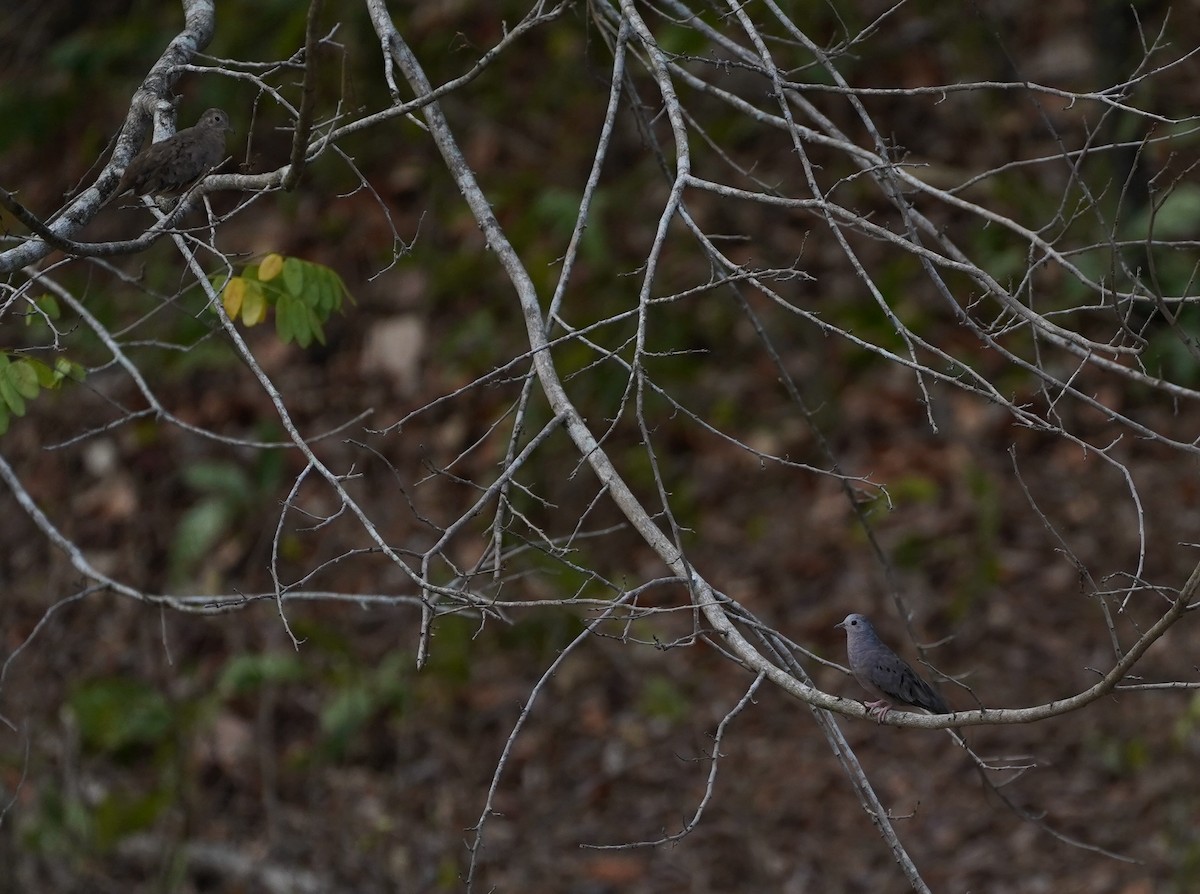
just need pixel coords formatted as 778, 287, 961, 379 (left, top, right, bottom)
2, 2, 1200, 892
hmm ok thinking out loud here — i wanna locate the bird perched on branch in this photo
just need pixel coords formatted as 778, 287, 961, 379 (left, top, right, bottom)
112, 108, 233, 200
835, 612, 950, 722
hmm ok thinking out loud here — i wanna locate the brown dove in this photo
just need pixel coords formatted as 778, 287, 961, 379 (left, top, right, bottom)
835, 613, 950, 722
112, 108, 233, 199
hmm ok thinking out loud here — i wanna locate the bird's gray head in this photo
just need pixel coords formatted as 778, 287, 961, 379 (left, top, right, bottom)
199, 108, 233, 133
835, 613, 873, 634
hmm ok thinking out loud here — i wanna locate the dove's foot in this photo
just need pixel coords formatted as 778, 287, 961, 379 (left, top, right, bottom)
864, 699, 894, 723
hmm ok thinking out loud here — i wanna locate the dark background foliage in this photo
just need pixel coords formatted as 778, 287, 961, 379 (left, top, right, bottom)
2, 1, 1200, 891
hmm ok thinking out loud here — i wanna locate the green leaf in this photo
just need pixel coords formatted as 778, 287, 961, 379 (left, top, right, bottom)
208, 269, 233, 294
31, 358, 62, 388
325, 268, 346, 314
275, 293, 297, 345
637, 675, 691, 723
289, 298, 315, 348
1126, 182, 1200, 240
309, 265, 351, 316
69, 678, 173, 755
217, 652, 306, 696
25, 293, 62, 327
36, 293, 61, 319
26, 356, 83, 388
282, 256, 305, 295
0, 369, 27, 416
10, 359, 40, 399
320, 685, 374, 757
276, 290, 324, 348
171, 498, 234, 572
303, 302, 325, 346
92, 788, 171, 849
181, 460, 250, 499
0, 354, 81, 428
308, 267, 333, 315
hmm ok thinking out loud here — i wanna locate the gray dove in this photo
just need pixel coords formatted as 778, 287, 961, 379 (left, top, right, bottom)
112, 108, 233, 199
835, 613, 950, 722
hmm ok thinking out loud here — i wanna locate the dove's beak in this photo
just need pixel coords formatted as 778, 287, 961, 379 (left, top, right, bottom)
834, 620, 845, 630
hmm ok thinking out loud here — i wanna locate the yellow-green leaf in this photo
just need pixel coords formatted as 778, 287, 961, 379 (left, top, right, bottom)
223, 277, 246, 319
62, 358, 86, 382
26, 356, 80, 388
242, 280, 267, 326
31, 359, 59, 388
259, 253, 284, 282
